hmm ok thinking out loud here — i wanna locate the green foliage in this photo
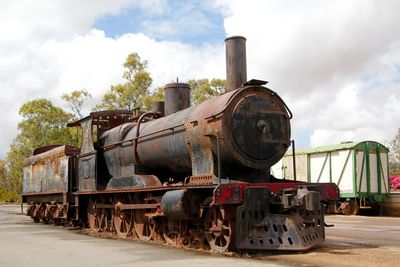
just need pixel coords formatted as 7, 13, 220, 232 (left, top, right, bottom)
150, 86, 165, 102
389, 163, 400, 175
142, 86, 165, 111
97, 53, 152, 111
0, 99, 77, 197
0, 160, 5, 180
0, 188, 20, 202
0, 160, 7, 194
61, 89, 92, 119
188, 78, 225, 105
18, 99, 75, 148
2, 140, 30, 195
0, 162, 15, 201
389, 128, 400, 175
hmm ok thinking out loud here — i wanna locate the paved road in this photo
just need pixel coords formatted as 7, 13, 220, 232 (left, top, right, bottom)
325, 215, 400, 246
1, 205, 399, 267
0, 205, 285, 267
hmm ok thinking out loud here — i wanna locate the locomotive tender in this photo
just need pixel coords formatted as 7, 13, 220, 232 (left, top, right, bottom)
21, 36, 339, 253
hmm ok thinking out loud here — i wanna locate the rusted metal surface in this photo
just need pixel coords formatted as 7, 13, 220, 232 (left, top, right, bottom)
119, 203, 159, 210
21, 192, 65, 204
106, 174, 162, 189
113, 197, 134, 237
186, 86, 291, 182
204, 206, 234, 252
236, 187, 325, 251
93, 203, 159, 210
160, 189, 201, 220
185, 175, 215, 185
23, 145, 78, 194
72, 111, 139, 191
101, 122, 137, 179
67, 110, 136, 138
77, 118, 97, 191
26, 201, 67, 223
99, 85, 291, 183
32, 145, 69, 155
212, 182, 340, 205
73, 184, 214, 195
24, 145, 78, 167
101, 107, 194, 179
162, 218, 188, 246
225, 36, 247, 92
134, 112, 163, 165
164, 82, 191, 116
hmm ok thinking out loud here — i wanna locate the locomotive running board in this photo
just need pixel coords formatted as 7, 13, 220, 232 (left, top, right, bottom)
236, 187, 325, 251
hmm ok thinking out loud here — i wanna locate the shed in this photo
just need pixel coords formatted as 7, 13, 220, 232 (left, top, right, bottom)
271, 141, 390, 203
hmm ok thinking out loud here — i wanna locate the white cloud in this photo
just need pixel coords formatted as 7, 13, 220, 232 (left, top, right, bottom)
140, 1, 222, 40
1, 0, 400, 159
48, 30, 224, 102
0, 0, 137, 42
215, 0, 400, 148
0, 1, 224, 157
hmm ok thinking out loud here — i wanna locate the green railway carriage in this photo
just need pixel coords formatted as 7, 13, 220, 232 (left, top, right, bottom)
272, 141, 390, 214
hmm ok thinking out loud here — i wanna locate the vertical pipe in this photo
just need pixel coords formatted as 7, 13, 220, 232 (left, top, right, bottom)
225, 36, 247, 92
152, 101, 165, 117
291, 140, 297, 181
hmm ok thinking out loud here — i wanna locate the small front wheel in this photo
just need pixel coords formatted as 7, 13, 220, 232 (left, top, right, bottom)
204, 207, 234, 253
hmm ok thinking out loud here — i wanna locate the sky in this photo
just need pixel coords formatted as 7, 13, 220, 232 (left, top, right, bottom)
0, 0, 399, 158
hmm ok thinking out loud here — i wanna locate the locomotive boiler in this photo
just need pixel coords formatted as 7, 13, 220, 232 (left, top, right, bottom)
21, 36, 339, 253
101, 79, 290, 184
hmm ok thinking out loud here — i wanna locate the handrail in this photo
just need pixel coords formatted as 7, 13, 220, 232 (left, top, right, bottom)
100, 123, 185, 151
134, 111, 161, 164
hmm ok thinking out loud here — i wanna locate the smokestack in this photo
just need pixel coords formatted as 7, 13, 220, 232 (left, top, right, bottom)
164, 82, 191, 116
225, 36, 247, 92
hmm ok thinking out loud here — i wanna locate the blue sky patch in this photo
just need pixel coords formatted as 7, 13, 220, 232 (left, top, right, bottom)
93, 1, 226, 45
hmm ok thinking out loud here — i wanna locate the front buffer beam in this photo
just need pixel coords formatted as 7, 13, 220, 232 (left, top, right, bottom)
236, 187, 325, 251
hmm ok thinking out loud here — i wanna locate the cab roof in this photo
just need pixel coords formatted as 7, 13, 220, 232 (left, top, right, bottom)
67, 110, 137, 127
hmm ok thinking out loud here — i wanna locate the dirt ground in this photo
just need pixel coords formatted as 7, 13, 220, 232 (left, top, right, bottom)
251, 240, 399, 267
250, 215, 400, 267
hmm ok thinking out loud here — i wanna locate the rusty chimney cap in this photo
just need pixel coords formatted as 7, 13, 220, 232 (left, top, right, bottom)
164, 82, 191, 89
225, 36, 247, 42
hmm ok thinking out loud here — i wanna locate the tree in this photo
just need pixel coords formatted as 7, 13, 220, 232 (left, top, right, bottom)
61, 89, 92, 119
18, 99, 75, 148
2, 138, 30, 194
0, 159, 19, 202
149, 86, 165, 102
0, 160, 6, 190
142, 86, 165, 111
3, 99, 77, 196
97, 53, 152, 111
188, 78, 225, 105
389, 128, 400, 175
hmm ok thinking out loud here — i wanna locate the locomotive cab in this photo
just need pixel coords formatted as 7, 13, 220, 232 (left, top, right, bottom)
67, 110, 137, 191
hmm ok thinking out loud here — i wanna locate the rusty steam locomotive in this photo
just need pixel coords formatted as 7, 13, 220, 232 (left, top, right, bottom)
21, 36, 339, 253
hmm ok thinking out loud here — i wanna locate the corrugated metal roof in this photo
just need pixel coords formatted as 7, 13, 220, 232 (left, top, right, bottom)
287, 141, 389, 155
